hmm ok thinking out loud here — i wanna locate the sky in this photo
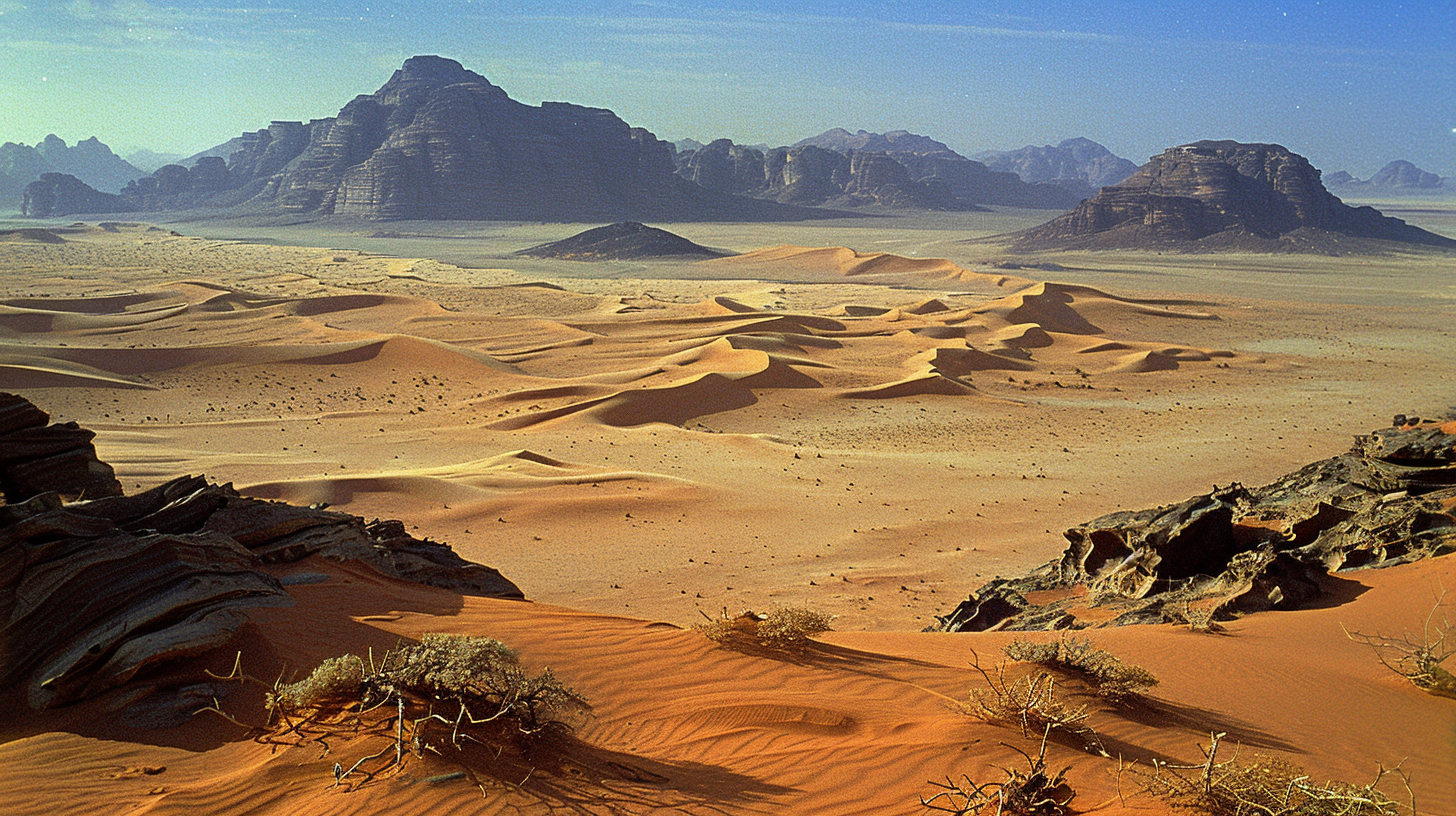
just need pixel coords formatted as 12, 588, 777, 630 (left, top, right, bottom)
2, 0, 1453, 178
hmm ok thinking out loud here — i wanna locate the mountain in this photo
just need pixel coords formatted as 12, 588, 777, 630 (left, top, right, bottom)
1014, 140, 1456, 252
974, 137, 1139, 194
675, 131, 1082, 210
25, 56, 830, 222
1325, 160, 1449, 195
794, 128, 954, 155
515, 222, 732, 260
0, 135, 144, 209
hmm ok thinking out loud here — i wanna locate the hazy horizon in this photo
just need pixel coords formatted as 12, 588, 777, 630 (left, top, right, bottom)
3, 1, 1453, 179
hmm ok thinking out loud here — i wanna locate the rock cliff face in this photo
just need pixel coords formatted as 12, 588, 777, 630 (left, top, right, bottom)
22, 173, 133, 217
675, 130, 1083, 211
28, 56, 815, 222
976, 137, 1139, 194
1014, 141, 1456, 251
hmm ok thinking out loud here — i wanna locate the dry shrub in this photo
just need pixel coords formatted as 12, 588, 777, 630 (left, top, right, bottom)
922, 730, 1074, 815
967, 653, 1102, 754
1003, 635, 1159, 701
1345, 589, 1456, 701
1135, 732, 1412, 816
209, 634, 590, 790
696, 606, 834, 649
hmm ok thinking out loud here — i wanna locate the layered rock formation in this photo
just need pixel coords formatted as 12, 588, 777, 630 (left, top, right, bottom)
516, 222, 732, 260
0, 393, 522, 715
22, 173, 134, 217
23, 56, 823, 222
674, 132, 1083, 211
975, 137, 1139, 196
1014, 141, 1456, 251
935, 417, 1456, 632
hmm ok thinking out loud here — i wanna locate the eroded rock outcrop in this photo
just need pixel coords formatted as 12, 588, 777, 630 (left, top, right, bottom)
935, 418, 1456, 632
21, 172, 135, 218
1014, 141, 1456, 251
0, 393, 522, 714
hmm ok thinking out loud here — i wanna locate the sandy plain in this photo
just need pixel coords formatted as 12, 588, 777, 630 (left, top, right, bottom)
0, 207, 1453, 815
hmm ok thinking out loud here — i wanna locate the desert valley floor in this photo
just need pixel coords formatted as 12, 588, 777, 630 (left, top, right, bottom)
0, 206, 1453, 815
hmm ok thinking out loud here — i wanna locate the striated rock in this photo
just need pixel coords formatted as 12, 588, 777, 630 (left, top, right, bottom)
516, 222, 732, 260
0, 393, 523, 714
679, 130, 1081, 210
935, 419, 1456, 632
1014, 141, 1456, 252
0, 393, 121, 502
975, 137, 1139, 194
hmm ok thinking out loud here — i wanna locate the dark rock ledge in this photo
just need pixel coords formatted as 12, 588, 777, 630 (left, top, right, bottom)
0, 393, 522, 712
935, 418, 1456, 632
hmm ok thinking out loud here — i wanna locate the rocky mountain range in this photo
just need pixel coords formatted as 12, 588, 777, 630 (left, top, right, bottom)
673, 130, 1084, 211
1014, 140, 1456, 252
1325, 160, 1450, 195
974, 137, 1139, 197
1, 135, 144, 209
21, 56, 824, 222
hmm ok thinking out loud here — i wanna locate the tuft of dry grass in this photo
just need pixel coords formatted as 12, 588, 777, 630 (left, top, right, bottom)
966, 652, 1103, 755
696, 606, 834, 650
1134, 732, 1413, 816
1003, 635, 1159, 701
207, 634, 589, 792
922, 729, 1075, 815
1345, 589, 1455, 701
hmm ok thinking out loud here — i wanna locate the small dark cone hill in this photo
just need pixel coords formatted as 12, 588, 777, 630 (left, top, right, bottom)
1012, 140, 1456, 253
515, 222, 734, 261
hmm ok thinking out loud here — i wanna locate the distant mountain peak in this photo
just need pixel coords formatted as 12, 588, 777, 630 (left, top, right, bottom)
977, 137, 1138, 192
793, 129, 957, 157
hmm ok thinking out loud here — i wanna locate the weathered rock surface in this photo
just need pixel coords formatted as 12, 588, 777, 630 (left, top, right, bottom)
676, 131, 1083, 210
934, 418, 1456, 632
21, 173, 135, 218
974, 137, 1139, 195
516, 222, 732, 260
1014, 141, 1456, 251
0, 393, 523, 713
26, 56, 827, 222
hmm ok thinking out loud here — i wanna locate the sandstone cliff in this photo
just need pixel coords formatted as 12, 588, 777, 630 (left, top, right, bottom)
1014, 141, 1456, 251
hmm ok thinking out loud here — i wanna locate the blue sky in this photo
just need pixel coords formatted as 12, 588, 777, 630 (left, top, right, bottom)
2, 0, 1452, 177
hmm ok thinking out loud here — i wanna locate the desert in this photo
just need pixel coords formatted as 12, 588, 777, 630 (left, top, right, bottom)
3, 12, 1456, 815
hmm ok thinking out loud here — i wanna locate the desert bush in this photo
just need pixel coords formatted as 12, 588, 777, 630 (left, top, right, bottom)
241, 634, 589, 789
1135, 732, 1411, 816
696, 606, 834, 649
1345, 589, 1455, 701
967, 653, 1102, 754
1003, 635, 1159, 701
922, 730, 1074, 815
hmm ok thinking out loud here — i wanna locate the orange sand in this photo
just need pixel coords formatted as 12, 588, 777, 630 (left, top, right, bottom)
1, 222, 1454, 814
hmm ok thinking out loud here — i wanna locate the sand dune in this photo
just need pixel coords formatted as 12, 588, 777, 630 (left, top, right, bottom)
3, 223, 1454, 816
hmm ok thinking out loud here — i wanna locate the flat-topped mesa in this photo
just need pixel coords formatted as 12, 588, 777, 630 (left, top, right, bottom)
1014, 140, 1456, 251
